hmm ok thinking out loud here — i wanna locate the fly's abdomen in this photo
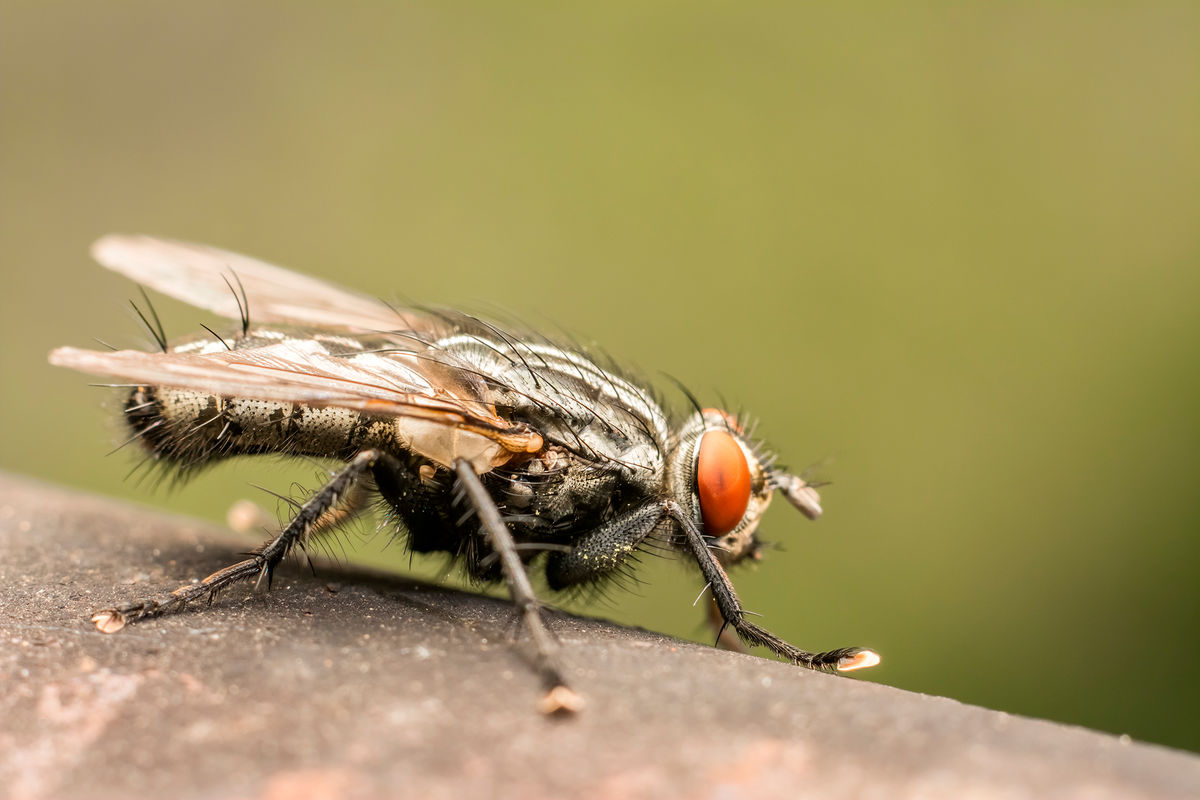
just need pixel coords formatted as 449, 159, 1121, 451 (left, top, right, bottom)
126, 385, 397, 465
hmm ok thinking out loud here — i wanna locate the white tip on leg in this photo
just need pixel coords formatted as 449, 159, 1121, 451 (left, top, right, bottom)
91, 610, 127, 634
836, 650, 881, 671
538, 685, 586, 715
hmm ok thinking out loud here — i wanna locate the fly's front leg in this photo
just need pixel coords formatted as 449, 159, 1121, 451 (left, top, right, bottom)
544, 503, 666, 589
92, 450, 390, 633
664, 500, 879, 673
706, 596, 748, 653
452, 460, 584, 714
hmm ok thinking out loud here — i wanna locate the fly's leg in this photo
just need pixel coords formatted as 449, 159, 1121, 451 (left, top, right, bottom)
452, 460, 584, 714
543, 503, 666, 590
706, 595, 748, 653
227, 482, 373, 540
92, 450, 387, 633
665, 500, 880, 673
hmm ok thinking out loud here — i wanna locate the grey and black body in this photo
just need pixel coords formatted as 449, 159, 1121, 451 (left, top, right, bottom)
50, 235, 880, 712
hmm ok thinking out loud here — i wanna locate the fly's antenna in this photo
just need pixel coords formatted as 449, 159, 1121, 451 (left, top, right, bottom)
770, 471, 824, 520
221, 272, 250, 337
130, 287, 167, 352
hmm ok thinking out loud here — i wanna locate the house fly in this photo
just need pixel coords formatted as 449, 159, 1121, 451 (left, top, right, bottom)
50, 235, 880, 713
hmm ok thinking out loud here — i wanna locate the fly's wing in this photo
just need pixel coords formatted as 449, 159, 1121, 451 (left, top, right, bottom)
50, 338, 543, 472
91, 235, 428, 333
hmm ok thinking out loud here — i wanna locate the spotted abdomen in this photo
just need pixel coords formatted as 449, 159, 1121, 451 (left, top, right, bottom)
125, 385, 397, 466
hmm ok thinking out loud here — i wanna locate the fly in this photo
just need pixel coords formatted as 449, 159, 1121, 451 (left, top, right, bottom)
49, 235, 880, 713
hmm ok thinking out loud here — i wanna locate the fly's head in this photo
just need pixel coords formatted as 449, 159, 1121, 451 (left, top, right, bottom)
668, 408, 824, 566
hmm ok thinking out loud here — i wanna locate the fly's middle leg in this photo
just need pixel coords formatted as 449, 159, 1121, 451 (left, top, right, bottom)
452, 459, 584, 714
543, 503, 666, 590
92, 449, 388, 633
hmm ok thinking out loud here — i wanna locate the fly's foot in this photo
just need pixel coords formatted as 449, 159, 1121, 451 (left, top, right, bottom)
91, 608, 129, 633
91, 589, 196, 633
538, 685, 586, 716
822, 647, 881, 672
733, 619, 880, 673
90, 557, 266, 633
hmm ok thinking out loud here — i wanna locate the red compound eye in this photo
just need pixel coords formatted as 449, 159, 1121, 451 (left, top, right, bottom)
696, 430, 752, 535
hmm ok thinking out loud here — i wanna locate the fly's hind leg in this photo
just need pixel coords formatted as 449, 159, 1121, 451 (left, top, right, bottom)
92, 450, 388, 633
227, 481, 373, 543
452, 460, 584, 714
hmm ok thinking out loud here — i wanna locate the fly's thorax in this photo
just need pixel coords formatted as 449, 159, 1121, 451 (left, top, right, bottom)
667, 409, 773, 565
436, 331, 672, 473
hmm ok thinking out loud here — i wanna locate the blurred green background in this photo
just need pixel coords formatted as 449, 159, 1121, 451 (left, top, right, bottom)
2, 3, 1197, 751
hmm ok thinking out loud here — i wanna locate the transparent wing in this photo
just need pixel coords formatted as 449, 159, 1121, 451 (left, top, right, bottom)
49, 339, 543, 469
91, 234, 428, 332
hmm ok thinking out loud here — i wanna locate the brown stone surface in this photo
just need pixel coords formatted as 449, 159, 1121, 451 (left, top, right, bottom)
1, 472, 1197, 800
